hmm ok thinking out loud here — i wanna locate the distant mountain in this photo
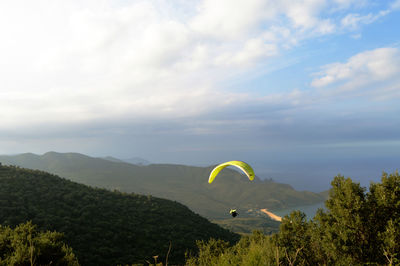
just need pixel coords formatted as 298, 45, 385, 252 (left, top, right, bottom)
319, 189, 330, 199
101, 156, 125, 163
0, 152, 326, 220
0, 165, 238, 265
102, 156, 151, 165
123, 157, 151, 165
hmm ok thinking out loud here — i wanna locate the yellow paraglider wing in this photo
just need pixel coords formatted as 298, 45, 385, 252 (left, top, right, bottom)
208, 161, 255, 184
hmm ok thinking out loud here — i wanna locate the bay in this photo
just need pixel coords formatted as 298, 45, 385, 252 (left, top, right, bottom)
274, 202, 326, 219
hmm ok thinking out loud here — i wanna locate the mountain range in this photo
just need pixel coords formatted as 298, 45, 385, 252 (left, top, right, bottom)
0, 152, 326, 220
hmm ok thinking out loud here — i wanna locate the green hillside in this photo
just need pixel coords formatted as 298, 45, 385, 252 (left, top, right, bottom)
0, 165, 239, 265
0, 152, 325, 220
212, 217, 281, 235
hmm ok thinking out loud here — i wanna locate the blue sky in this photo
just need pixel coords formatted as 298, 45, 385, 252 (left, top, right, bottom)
0, 0, 399, 191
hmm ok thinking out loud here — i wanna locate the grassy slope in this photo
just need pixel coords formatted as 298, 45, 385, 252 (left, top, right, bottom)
212, 217, 281, 235
0, 152, 325, 220
0, 165, 239, 265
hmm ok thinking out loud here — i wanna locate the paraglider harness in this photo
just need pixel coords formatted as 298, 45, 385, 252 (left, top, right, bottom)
230, 209, 238, 217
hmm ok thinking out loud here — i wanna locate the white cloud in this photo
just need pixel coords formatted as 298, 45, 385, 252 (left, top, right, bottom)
279, 0, 327, 29
311, 47, 400, 99
190, 0, 276, 39
341, 10, 389, 29
340, 0, 400, 30
214, 37, 278, 68
0, 0, 395, 132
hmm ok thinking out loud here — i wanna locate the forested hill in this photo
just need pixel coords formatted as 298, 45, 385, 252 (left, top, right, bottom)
0, 152, 326, 219
0, 165, 239, 265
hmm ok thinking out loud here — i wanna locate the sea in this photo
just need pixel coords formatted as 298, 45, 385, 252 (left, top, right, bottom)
273, 202, 326, 220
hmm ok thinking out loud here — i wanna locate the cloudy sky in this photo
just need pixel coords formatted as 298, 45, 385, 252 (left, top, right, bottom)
1, 0, 399, 190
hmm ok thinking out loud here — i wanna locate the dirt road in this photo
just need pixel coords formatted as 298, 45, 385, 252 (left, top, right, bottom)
260, 208, 282, 222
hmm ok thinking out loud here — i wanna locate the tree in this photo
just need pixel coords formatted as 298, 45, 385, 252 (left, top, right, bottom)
379, 219, 400, 266
312, 175, 370, 264
368, 171, 400, 264
312, 172, 400, 264
277, 211, 314, 265
0, 221, 79, 266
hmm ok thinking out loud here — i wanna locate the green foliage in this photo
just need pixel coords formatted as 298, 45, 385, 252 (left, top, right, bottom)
379, 219, 400, 266
0, 221, 79, 266
186, 238, 230, 266
314, 175, 370, 264
277, 211, 314, 265
311, 172, 400, 264
0, 165, 239, 265
186, 231, 281, 266
186, 171, 400, 265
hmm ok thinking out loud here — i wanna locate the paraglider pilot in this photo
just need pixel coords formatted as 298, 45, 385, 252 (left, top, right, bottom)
230, 209, 238, 217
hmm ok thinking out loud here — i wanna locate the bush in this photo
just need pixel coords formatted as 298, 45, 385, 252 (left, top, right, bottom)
0, 221, 79, 266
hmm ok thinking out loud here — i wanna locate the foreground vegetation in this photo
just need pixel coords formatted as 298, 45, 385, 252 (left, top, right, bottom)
187, 171, 400, 265
0, 222, 79, 265
0, 165, 238, 265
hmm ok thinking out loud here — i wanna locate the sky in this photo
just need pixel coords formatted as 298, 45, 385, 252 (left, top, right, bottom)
1, 0, 399, 191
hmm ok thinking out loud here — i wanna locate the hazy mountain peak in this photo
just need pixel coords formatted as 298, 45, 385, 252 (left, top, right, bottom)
122, 157, 151, 165
101, 156, 125, 163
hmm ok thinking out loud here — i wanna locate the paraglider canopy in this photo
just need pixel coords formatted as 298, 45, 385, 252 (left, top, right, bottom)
208, 160, 255, 184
